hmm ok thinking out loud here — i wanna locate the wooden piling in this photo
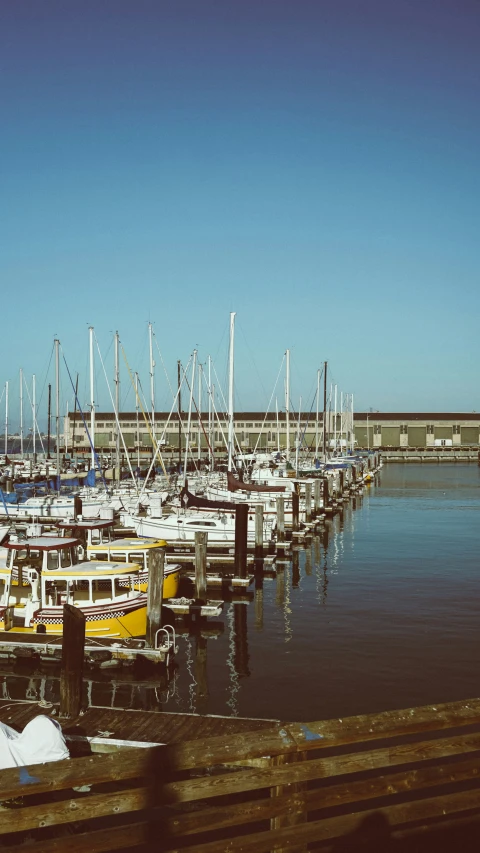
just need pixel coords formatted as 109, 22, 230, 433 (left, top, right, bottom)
255, 504, 264, 560
234, 504, 248, 579
276, 496, 285, 546
195, 531, 208, 601
313, 479, 321, 515
322, 477, 330, 510
292, 486, 299, 532
304, 482, 312, 523
146, 546, 165, 648
59, 602, 86, 719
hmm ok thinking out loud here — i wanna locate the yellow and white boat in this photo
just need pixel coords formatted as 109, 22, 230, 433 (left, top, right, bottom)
57, 520, 181, 599
0, 536, 148, 638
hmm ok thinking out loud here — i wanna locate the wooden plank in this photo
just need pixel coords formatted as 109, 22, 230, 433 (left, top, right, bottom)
162, 786, 480, 853
0, 822, 146, 853
287, 696, 480, 752
165, 752, 480, 837
162, 728, 480, 803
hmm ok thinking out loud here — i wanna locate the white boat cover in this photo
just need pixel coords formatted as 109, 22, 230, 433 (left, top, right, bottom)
0, 715, 69, 769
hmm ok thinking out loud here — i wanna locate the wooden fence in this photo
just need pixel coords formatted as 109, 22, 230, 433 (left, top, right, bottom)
2, 696, 480, 851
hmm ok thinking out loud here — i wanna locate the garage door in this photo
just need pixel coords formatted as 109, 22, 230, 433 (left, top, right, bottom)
461, 427, 479, 445
408, 426, 426, 447
381, 427, 401, 446
434, 427, 452, 440
354, 427, 373, 448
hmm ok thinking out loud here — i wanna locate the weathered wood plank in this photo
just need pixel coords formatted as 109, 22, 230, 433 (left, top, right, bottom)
163, 787, 480, 853
0, 822, 146, 853
288, 697, 480, 752
163, 729, 480, 803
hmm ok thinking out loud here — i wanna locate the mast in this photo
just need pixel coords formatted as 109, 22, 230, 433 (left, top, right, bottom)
114, 330, 120, 472
322, 360, 327, 460
351, 393, 354, 453
177, 360, 182, 472
208, 356, 213, 469
19, 368, 24, 457
32, 374, 36, 462
334, 385, 338, 453
227, 312, 236, 472
4, 381, 8, 457
149, 322, 155, 445
197, 363, 202, 462
71, 374, 78, 464
285, 349, 290, 461
55, 338, 60, 492
47, 383, 51, 459
89, 325, 95, 470
276, 398, 280, 453
183, 351, 197, 487
315, 368, 320, 458
135, 372, 140, 470
295, 397, 301, 476
65, 402, 69, 455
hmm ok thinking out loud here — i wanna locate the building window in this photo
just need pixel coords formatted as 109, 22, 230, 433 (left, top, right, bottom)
374, 425, 381, 435
400, 425, 408, 435
453, 425, 460, 435
427, 425, 434, 434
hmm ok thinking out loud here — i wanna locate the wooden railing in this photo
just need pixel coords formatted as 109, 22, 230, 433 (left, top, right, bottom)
2, 696, 480, 851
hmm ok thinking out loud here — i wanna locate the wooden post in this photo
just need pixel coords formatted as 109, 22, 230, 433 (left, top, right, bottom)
194, 531, 207, 601
234, 504, 248, 579
292, 486, 299, 532
339, 469, 345, 495
313, 478, 321, 515
254, 504, 264, 560
305, 482, 312, 523
276, 495, 285, 546
146, 546, 165, 648
60, 602, 85, 719
322, 477, 330, 510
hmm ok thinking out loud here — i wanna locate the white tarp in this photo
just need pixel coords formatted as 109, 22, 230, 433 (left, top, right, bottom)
0, 715, 69, 770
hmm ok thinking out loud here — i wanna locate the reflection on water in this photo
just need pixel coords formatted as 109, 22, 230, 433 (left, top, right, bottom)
5, 465, 480, 724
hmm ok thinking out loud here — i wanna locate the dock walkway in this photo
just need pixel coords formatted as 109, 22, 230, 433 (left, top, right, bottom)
1, 695, 480, 850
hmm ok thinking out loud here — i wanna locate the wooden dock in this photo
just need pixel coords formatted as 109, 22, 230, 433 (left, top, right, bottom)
1, 695, 480, 850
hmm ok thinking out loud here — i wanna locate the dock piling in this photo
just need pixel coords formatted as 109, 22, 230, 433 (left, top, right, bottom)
146, 546, 165, 648
276, 496, 285, 547
305, 482, 312, 523
60, 602, 86, 719
234, 504, 248, 579
195, 531, 208, 600
254, 504, 264, 560
292, 486, 299, 532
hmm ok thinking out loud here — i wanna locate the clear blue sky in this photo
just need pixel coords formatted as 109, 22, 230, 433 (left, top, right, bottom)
1, 0, 479, 428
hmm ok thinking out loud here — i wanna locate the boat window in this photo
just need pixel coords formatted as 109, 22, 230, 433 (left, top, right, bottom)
71, 547, 78, 565
91, 529, 101, 544
46, 551, 60, 570
60, 547, 73, 568
186, 521, 216, 527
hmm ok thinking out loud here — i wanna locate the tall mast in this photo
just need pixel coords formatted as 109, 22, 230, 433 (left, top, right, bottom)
47, 384, 51, 459
55, 338, 60, 491
208, 356, 212, 468
183, 351, 197, 486
148, 323, 155, 441
227, 312, 236, 472
65, 402, 69, 455
89, 325, 95, 470
295, 397, 301, 476
32, 374, 36, 462
197, 363, 202, 462
285, 349, 290, 461
276, 398, 280, 453
135, 372, 140, 470
322, 360, 327, 460
114, 330, 120, 471
351, 393, 354, 452
4, 381, 8, 456
19, 368, 24, 456
177, 360, 182, 472
315, 368, 320, 458
334, 385, 338, 453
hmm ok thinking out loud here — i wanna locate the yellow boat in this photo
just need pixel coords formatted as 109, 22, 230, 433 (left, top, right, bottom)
0, 536, 147, 638
57, 520, 181, 599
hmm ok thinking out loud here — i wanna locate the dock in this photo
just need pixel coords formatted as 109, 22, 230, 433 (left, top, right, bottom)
1, 695, 480, 850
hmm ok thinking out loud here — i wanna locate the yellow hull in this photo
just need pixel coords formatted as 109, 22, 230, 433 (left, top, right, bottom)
0, 603, 148, 639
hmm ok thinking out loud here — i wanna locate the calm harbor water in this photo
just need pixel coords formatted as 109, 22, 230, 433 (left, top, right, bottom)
166, 463, 480, 722
5, 463, 480, 722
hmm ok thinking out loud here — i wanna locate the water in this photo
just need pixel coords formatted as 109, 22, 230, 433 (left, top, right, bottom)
164, 463, 480, 721
5, 464, 480, 723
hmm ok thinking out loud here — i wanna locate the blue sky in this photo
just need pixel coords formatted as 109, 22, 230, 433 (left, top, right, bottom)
1, 0, 479, 428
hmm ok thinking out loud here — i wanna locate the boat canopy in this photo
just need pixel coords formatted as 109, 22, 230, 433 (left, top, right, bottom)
5, 537, 80, 552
